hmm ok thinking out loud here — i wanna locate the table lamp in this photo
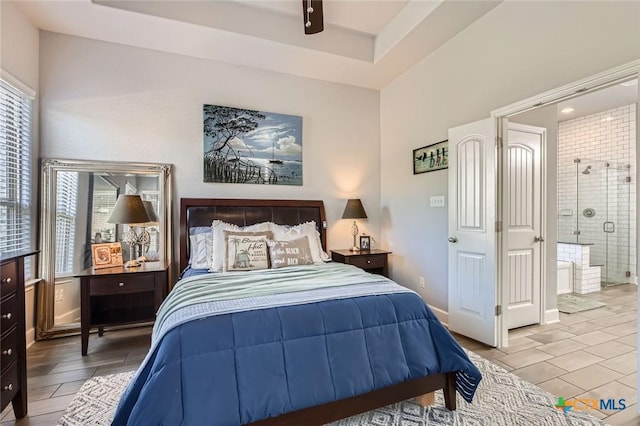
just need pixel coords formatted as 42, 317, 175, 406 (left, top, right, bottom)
107, 195, 151, 268
342, 198, 367, 252
138, 200, 159, 257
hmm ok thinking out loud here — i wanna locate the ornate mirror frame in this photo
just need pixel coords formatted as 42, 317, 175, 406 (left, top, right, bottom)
37, 159, 173, 339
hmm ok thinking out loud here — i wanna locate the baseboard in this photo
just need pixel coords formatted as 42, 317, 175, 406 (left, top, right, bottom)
428, 305, 449, 327
26, 327, 35, 349
543, 308, 560, 324
55, 307, 81, 325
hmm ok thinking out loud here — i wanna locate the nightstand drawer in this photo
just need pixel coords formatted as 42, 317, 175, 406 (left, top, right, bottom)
0, 328, 17, 372
349, 255, 386, 270
89, 274, 155, 295
0, 294, 17, 337
0, 261, 17, 298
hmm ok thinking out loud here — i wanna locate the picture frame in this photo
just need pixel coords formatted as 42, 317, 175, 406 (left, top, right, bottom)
91, 242, 124, 269
359, 235, 371, 251
413, 140, 448, 174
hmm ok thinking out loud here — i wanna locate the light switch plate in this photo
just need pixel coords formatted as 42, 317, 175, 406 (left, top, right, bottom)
430, 195, 445, 208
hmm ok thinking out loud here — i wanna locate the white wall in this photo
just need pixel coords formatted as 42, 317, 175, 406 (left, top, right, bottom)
39, 32, 382, 265
380, 1, 640, 311
1, 0, 40, 347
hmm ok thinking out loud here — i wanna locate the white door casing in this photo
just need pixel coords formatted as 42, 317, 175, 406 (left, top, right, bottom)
506, 123, 544, 329
448, 118, 497, 347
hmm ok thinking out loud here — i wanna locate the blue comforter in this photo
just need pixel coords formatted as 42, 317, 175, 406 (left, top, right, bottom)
113, 264, 481, 425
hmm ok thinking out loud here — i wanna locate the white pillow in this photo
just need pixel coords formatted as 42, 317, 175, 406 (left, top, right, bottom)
189, 233, 212, 270
210, 220, 271, 272
268, 221, 329, 264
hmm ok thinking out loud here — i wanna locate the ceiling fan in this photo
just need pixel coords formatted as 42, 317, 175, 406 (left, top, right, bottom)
302, 0, 324, 34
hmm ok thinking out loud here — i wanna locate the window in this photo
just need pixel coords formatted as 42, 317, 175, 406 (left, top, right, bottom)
0, 72, 35, 268
55, 171, 79, 276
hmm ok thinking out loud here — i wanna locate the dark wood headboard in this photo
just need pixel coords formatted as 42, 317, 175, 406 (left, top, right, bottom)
179, 198, 327, 272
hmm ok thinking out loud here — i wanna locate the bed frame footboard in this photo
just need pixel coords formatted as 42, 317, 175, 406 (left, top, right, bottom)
249, 372, 457, 425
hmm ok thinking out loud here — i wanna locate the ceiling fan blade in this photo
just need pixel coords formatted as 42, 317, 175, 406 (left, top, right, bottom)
302, 0, 324, 35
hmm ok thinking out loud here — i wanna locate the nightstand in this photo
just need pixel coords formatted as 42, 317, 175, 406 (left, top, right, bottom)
75, 261, 169, 356
331, 249, 392, 277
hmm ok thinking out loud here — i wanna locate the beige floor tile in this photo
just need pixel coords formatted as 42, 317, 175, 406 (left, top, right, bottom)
561, 321, 603, 335
561, 364, 623, 391
488, 359, 515, 372
585, 341, 635, 359
528, 329, 577, 344
579, 308, 616, 319
602, 403, 640, 425
471, 347, 506, 360
537, 378, 584, 399
601, 352, 638, 375
590, 313, 637, 329
617, 372, 637, 389
495, 348, 554, 370
547, 350, 604, 372
511, 361, 568, 384
577, 381, 636, 415
537, 339, 588, 357
615, 333, 638, 347
558, 312, 591, 325
499, 336, 542, 354
571, 330, 618, 346
607, 321, 638, 338
507, 327, 534, 339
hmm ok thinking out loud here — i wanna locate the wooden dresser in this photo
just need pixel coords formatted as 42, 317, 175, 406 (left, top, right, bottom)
1, 250, 37, 419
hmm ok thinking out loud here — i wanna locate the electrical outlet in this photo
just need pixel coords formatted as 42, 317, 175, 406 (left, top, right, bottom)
430, 196, 445, 208
419, 276, 425, 289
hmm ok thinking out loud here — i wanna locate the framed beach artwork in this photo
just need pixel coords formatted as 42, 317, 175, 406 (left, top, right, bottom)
413, 140, 448, 174
203, 104, 303, 185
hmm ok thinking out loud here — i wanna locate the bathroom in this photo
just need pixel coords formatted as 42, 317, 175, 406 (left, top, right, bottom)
556, 82, 637, 299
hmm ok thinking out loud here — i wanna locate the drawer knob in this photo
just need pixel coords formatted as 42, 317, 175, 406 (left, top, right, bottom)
2, 349, 12, 356
3, 384, 13, 391
367, 260, 371, 264
1, 313, 12, 320
1, 277, 11, 284
118, 282, 125, 287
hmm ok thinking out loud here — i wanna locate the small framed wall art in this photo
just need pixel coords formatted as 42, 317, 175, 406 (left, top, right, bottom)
91, 242, 124, 269
413, 140, 448, 174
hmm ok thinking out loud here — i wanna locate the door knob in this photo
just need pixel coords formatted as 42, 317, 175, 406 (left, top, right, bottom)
534, 236, 544, 243
448, 237, 458, 243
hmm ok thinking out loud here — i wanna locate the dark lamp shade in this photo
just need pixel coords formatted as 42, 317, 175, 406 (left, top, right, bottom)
142, 200, 159, 223
342, 199, 368, 220
107, 195, 151, 225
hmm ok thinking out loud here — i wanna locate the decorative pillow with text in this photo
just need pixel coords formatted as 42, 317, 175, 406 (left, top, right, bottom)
267, 236, 314, 269
223, 230, 272, 272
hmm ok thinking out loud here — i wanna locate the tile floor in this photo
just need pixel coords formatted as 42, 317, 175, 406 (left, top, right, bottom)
453, 283, 638, 425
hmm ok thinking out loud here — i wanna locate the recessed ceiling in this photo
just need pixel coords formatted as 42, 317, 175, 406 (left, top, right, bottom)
14, 0, 502, 89
557, 79, 638, 122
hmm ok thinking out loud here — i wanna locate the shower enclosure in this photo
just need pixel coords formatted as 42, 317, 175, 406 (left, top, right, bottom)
557, 157, 634, 285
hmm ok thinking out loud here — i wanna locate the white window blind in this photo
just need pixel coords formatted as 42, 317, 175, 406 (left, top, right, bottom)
55, 171, 79, 276
0, 73, 34, 265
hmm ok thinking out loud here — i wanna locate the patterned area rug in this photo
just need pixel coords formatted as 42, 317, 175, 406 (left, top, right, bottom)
57, 351, 604, 425
558, 293, 607, 314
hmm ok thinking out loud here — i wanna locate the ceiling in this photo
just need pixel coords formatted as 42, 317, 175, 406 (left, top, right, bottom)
556, 79, 638, 122
13, 0, 502, 89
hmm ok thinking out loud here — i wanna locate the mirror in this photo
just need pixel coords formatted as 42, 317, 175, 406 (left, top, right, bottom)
37, 159, 172, 339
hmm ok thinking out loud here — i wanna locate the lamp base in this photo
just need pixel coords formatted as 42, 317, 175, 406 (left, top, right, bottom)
124, 259, 141, 268
350, 246, 360, 252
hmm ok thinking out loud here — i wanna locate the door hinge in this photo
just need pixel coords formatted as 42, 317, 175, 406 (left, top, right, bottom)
495, 221, 502, 232
626, 176, 632, 183
495, 305, 502, 316
496, 136, 503, 149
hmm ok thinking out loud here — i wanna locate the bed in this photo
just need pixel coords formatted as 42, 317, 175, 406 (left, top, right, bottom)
112, 198, 481, 425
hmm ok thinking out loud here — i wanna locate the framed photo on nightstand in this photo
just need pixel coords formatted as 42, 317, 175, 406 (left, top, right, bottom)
359, 236, 371, 251
91, 242, 124, 269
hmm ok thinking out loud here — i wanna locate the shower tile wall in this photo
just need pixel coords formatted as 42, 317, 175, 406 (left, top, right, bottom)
557, 103, 637, 284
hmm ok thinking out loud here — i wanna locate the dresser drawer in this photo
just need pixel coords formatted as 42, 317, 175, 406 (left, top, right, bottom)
89, 274, 155, 296
0, 361, 18, 409
349, 255, 386, 270
0, 328, 17, 373
0, 261, 17, 299
0, 294, 17, 337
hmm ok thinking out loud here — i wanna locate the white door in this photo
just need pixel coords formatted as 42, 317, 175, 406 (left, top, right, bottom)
506, 123, 544, 329
448, 118, 498, 347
